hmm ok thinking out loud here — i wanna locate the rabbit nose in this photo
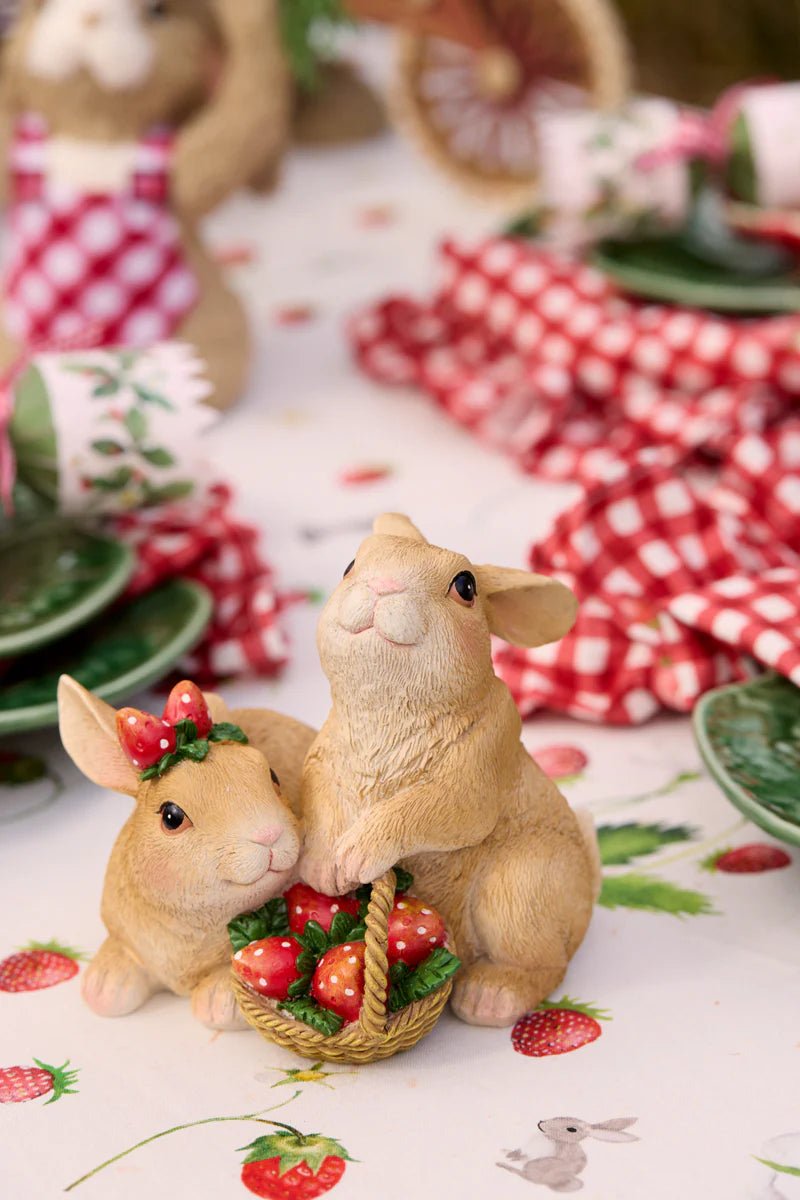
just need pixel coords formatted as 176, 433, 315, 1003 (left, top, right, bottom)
249, 824, 283, 848
368, 577, 404, 596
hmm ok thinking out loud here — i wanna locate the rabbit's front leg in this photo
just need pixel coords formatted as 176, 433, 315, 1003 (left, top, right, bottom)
82, 937, 161, 1018
191, 964, 248, 1031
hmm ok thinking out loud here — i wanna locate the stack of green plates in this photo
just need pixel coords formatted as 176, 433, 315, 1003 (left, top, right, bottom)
694, 673, 800, 847
0, 522, 212, 734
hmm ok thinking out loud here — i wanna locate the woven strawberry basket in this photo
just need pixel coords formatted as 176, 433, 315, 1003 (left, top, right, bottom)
231, 870, 457, 1064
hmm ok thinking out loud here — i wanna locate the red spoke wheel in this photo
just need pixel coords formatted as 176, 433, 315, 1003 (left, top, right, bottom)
391, 0, 630, 201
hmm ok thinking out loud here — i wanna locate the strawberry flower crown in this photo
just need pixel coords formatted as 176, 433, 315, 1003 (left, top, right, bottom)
116, 681, 248, 780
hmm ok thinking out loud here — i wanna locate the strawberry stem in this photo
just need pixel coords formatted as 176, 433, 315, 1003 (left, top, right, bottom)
21, 940, 88, 962
64, 1090, 303, 1191
538, 996, 611, 1021
35, 1059, 79, 1105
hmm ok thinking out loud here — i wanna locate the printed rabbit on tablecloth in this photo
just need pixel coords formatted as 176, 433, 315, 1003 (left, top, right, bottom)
498, 1116, 639, 1193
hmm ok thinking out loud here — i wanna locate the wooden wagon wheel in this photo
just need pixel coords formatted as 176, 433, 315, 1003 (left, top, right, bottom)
390, 0, 631, 202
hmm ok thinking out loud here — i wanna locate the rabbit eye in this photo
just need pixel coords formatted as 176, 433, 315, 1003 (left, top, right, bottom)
270, 768, 281, 792
146, 0, 168, 17
448, 571, 477, 607
343, 559, 355, 578
566, 1127, 578, 1133
160, 802, 192, 834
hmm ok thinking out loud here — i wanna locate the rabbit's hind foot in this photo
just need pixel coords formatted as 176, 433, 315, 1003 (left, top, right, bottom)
451, 960, 564, 1027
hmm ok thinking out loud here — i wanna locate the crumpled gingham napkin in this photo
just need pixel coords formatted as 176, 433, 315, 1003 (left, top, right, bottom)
350, 238, 800, 724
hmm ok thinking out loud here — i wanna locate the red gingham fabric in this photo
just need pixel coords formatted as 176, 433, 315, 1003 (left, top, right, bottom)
114, 484, 290, 684
350, 238, 800, 724
4, 114, 198, 347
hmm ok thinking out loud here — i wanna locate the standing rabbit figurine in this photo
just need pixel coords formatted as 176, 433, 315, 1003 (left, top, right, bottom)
498, 1117, 639, 1192
59, 675, 316, 1029
0, 0, 290, 409
300, 513, 601, 1028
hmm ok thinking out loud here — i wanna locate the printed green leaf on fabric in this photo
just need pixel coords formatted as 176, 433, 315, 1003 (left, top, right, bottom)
599, 873, 716, 916
597, 822, 697, 866
239, 1130, 351, 1174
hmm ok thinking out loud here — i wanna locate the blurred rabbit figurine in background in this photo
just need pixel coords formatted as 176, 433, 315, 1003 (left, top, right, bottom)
59, 675, 315, 1029
498, 1116, 639, 1192
0, 0, 290, 409
300, 513, 601, 1028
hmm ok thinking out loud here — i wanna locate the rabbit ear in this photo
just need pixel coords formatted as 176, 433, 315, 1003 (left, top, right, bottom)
372, 513, 428, 543
58, 676, 139, 798
476, 566, 578, 648
589, 1119, 639, 1143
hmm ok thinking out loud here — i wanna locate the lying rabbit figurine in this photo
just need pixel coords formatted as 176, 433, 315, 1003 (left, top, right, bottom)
0, 0, 290, 410
300, 514, 601, 1028
58, 675, 315, 1030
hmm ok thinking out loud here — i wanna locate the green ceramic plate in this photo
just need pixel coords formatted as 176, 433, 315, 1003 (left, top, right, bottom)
0, 524, 135, 658
594, 237, 800, 313
0, 579, 212, 735
694, 674, 800, 846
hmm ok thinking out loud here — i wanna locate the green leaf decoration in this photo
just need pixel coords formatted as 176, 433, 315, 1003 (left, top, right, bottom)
140, 447, 176, 468
140, 752, 181, 781
599, 873, 716, 916
228, 897, 290, 951
90, 439, 125, 457
180, 740, 210, 762
287, 973, 313, 998
327, 911, 359, 946
753, 1157, 800, 1178
133, 384, 174, 411
142, 481, 194, 505
387, 947, 461, 1012
90, 467, 134, 492
93, 380, 120, 398
278, 0, 350, 89
296, 949, 317, 974
597, 822, 697, 866
538, 995, 611, 1021
393, 866, 414, 893
0, 752, 47, 786
35, 1059, 79, 1105
278, 996, 344, 1036
239, 1130, 352, 1174
208, 723, 249, 745
298, 920, 329, 957
124, 409, 148, 442
23, 940, 87, 962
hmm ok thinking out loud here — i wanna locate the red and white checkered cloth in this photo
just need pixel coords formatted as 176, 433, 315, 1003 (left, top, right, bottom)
350, 238, 800, 724
114, 484, 290, 684
4, 114, 198, 347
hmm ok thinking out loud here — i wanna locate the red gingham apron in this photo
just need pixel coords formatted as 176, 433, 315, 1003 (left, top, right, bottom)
4, 113, 199, 346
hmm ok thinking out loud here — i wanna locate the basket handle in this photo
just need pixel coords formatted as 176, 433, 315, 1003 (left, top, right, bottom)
358, 868, 396, 1038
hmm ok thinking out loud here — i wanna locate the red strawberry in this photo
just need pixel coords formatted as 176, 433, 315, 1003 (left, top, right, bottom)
116, 708, 177, 771
311, 942, 366, 1024
0, 941, 85, 992
338, 464, 393, 487
240, 1129, 351, 1199
386, 895, 446, 968
703, 844, 792, 874
0, 1059, 79, 1104
285, 884, 360, 936
162, 681, 213, 738
533, 745, 588, 781
233, 937, 305, 1000
511, 997, 610, 1057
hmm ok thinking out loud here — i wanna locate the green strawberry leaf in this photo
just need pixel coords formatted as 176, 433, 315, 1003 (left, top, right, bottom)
599, 873, 716, 916
387, 947, 461, 1012
133, 384, 174, 410
140, 752, 181, 781
597, 822, 697, 866
298, 920, 329, 957
23, 940, 87, 962
174, 719, 198, 747
753, 1157, 800, 1177
700, 848, 730, 872
296, 950, 317, 974
239, 1130, 352, 1174
287, 973, 313, 998
35, 1059, 79, 1105
393, 866, 414, 893
278, 996, 344, 1036
228, 897, 290, 951
538, 995, 611, 1021
209, 723, 249, 745
179, 740, 210, 763
327, 911, 358, 946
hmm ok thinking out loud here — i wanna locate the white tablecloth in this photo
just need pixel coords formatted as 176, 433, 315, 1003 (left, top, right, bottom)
2, 32, 799, 1200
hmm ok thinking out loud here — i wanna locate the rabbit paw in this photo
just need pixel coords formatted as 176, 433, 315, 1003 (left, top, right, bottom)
191, 970, 248, 1031
334, 829, 396, 893
82, 947, 157, 1018
298, 848, 340, 897
451, 962, 530, 1027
